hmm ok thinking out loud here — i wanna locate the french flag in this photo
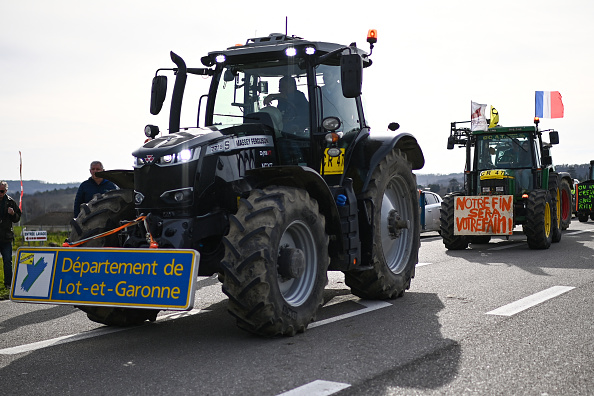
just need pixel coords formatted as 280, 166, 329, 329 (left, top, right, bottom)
535, 91, 564, 118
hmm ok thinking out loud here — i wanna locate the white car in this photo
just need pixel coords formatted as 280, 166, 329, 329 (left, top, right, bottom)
421, 191, 443, 233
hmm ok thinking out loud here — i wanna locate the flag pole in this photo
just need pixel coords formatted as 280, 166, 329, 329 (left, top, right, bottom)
19, 151, 23, 212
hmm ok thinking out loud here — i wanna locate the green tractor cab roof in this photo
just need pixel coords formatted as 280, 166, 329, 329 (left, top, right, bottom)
474, 125, 538, 135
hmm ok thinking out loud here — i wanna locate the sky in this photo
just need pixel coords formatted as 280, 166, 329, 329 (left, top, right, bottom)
1, 0, 593, 185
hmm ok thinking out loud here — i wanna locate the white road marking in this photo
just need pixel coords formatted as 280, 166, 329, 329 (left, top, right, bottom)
566, 229, 594, 236
277, 380, 350, 396
417, 262, 431, 267
486, 286, 575, 316
488, 242, 524, 250
309, 299, 391, 329
0, 308, 207, 355
2, 297, 391, 354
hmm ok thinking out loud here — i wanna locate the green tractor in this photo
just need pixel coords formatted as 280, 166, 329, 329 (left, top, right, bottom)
575, 160, 594, 222
440, 117, 572, 250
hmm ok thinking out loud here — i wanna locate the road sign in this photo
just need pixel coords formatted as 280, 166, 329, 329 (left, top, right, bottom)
10, 247, 200, 310
23, 231, 48, 242
454, 195, 514, 235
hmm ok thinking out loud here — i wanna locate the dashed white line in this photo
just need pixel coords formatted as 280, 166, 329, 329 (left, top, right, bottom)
416, 262, 431, 267
486, 286, 575, 316
0, 308, 207, 355
2, 297, 390, 355
277, 380, 350, 396
487, 242, 524, 250
309, 300, 391, 329
566, 229, 594, 236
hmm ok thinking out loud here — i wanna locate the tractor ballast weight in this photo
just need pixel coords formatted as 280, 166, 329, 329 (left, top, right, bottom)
67, 32, 425, 336
440, 117, 572, 250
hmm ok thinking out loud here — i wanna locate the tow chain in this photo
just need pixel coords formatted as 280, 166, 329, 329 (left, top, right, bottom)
62, 215, 148, 247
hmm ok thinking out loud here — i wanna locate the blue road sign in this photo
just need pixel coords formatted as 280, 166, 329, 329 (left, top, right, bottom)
10, 247, 199, 310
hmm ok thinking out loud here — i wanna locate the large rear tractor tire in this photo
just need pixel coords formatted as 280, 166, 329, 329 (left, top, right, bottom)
548, 175, 562, 243
559, 178, 572, 230
440, 193, 469, 250
221, 186, 329, 336
524, 189, 554, 249
69, 189, 159, 326
344, 149, 419, 299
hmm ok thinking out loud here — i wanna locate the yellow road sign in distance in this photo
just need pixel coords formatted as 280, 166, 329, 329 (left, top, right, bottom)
10, 247, 200, 310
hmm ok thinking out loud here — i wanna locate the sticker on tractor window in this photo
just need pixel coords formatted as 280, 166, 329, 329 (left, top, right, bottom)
454, 195, 514, 235
321, 148, 345, 175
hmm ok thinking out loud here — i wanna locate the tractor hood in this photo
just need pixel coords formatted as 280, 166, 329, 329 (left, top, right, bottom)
132, 123, 275, 167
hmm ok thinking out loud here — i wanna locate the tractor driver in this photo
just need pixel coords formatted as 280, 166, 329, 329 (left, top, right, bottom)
263, 76, 309, 133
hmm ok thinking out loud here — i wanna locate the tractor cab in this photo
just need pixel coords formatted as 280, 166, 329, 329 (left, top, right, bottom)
149, 32, 378, 185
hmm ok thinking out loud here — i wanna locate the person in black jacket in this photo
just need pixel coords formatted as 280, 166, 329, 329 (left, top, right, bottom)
263, 76, 309, 134
0, 181, 21, 289
73, 161, 117, 217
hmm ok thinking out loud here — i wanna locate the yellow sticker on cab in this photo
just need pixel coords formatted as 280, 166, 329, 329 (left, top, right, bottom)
480, 170, 509, 179
321, 148, 345, 175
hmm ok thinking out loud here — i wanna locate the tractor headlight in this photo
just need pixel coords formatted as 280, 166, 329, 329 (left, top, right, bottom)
160, 187, 194, 204
157, 148, 199, 166
179, 149, 192, 162
134, 148, 199, 168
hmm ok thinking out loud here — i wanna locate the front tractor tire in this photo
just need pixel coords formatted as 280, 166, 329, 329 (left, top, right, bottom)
440, 193, 469, 250
221, 186, 330, 336
344, 149, 419, 300
69, 189, 160, 326
524, 189, 554, 249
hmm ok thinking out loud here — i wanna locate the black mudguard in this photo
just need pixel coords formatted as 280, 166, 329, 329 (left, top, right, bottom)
345, 131, 424, 194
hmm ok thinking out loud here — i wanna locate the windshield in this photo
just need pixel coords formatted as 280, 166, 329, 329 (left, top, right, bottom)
315, 63, 361, 145
476, 133, 533, 170
212, 63, 310, 137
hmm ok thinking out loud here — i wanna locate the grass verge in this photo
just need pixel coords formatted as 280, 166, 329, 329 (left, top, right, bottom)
1, 226, 69, 300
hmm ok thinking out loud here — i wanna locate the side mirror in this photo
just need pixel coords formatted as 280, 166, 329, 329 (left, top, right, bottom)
388, 122, 400, 131
447, 136, 455, 150
542, 146, 552, 166
150, 76, 167, 115
340, 54, 363, 98
542, 155, 553, 166
549, 131, 559, 145
223, 69, 236, 82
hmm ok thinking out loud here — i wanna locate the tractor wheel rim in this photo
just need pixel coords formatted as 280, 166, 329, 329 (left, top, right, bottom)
380, 177, 413, 273
277, 220, 317, 307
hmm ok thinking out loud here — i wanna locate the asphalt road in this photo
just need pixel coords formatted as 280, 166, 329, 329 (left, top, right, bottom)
1, 221, 593, 395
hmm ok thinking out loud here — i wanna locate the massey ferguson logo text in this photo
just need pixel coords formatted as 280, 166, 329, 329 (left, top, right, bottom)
206, 135, 273, 155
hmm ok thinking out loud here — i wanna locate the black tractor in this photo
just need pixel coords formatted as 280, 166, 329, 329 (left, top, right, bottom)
69, 32, 425, 336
